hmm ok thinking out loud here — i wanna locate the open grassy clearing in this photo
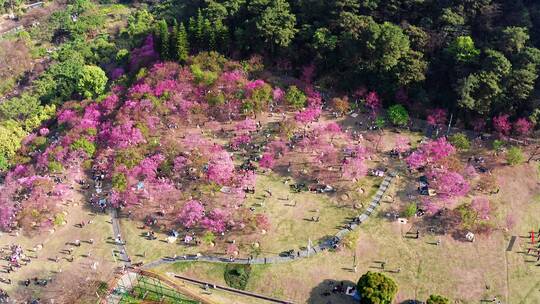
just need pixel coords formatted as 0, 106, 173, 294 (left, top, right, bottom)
148, 159, 540, 304
120, 171, 377, 261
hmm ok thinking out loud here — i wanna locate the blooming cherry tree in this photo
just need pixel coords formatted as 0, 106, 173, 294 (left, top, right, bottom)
493, 114, 511, 136
514, 118, 533, 136
471, 197, 490, 220
206, 150, 234, 185
426, 108, 447, 128
365, 91, 382, 117
259, 153, 275, 169
201, 209, 229, 233
177, 200, 205, 228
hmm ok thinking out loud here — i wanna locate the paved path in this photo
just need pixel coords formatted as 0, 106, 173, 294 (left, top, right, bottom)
142, 171, 397, 269
110, 208, 131, 267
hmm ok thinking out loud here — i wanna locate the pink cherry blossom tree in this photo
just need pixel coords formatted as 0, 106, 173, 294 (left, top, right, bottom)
255, 214, 270, 231
231, 135, 251, 150
428, 169, 470, 200
364, 91, 382, 117
273, 88, 285, 102
201, 208, 229, 233
177, 200, 205, 228
342, 157, 368, 180
426, 108, 447, 129
235, 119, 257, 133
394, 135, 410, 154
406, 137, 456, 169
226, 243, 239, 256
295, 106, 321, 124
259, 153, 275, 169
493, 114, 511, 136
301, 63, 316, 84
206, 150, 235, 185
514, 117, 533, 136
325, 122, 342, 133
471, 197, 490, 220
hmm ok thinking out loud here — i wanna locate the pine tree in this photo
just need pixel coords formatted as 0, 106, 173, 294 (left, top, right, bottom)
188, 16, 197, 47
195, 9, 204, 50
170, 19, 178, 60
203, 18, 215, 51
215, 19, 229, 53
177, 22, 189, 63
158, 19, 170, 60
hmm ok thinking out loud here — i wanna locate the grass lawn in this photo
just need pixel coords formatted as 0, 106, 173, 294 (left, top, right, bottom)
146, 161, 540, 304
120, 170, 374, 262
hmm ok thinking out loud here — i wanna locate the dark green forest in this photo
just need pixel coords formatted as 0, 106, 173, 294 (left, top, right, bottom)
151, 0, 540, 124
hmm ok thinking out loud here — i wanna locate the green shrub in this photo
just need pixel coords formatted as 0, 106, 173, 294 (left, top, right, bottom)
387, 104, 409, 126
190, 64, 218, 86
77, 65, 108, 99
116, 49, 129, 63
492, 139, 504, 152
202, 231, 216, 245
115, 148, 145, 169
0, 77, 16, 95
286, 85, 307, 109
456, 203, 476, 230
207, 92, 226, 106
375, 116, 386, 129
506, 146, 524, 166
112, 173, 128, 191
0, 154, 9, 171
250, 84, 272, 112
53, 213, 65, 226
224, 264, 252, 290
402, 202, 417, 218
70, 137, 96, 157
48, 161, 64, 173
427, 294, 450, 304
449, 132, 470, 150
31, 136, 48, 152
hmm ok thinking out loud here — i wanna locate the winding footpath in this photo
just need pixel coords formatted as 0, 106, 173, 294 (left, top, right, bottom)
140, 171, 398, 269
104, 172, 397, 303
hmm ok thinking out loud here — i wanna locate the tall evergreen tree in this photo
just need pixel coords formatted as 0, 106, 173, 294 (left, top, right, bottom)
214, 19, 229, 53
189, 9, 204, 50
203, 18, 216, 50
170, 19, 178, 60
177, 22, 189, 63
158, 19, 170, 60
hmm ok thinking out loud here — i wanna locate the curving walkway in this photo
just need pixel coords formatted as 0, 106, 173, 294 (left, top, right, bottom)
141, 171, 398, 269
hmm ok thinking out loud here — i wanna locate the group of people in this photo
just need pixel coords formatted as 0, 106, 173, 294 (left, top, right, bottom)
1, 244, 29, 278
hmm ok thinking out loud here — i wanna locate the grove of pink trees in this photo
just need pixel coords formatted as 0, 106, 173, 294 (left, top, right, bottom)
0, 46, 376, 242
406, 137, 469, 211
406, 137, 456, 169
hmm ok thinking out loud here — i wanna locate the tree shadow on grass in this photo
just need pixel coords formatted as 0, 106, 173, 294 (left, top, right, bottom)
307, 279, 357, 304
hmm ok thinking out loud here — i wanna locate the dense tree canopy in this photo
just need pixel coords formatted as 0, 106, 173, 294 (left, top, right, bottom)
143, 0, 540, 129
357, 271, 398, 304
